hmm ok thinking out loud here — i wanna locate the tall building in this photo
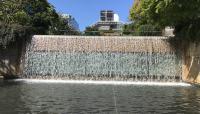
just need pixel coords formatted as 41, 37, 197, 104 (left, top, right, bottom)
93, 10, 123, 31
62, 14, 79, 31
100, 10, 119, 22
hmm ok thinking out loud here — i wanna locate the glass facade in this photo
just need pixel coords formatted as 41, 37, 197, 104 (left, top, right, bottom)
62, 14, 79, 31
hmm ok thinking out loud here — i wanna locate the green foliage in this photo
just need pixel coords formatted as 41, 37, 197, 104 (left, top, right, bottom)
122, 23, 136, 35
130, 0, 200, 41
84, 26, 100, 36
136, 24, 162, 36
0, 22, 32, 48
122, 23, 161, 36
0, 0, 71, 47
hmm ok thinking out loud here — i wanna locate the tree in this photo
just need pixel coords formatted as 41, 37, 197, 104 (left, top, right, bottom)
130, 0, 200, 41
0, 0, 70, 47
0, 0, 59, 30
123, 23, 134, 32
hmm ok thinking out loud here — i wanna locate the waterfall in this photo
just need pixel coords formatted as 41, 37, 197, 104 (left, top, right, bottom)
23, 35, 182, 82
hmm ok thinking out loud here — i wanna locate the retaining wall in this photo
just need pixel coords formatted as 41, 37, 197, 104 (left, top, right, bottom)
182, 43, 200, 84
0, 44, 23, 79
1, 35, 200, 85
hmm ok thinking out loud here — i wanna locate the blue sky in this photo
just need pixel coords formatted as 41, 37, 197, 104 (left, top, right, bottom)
48, 0, 133, 31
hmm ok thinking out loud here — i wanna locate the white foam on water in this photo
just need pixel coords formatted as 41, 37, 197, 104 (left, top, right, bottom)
14, 79, 191, 87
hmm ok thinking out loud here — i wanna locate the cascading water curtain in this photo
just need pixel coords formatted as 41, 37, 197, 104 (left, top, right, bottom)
23, 35, 182, 82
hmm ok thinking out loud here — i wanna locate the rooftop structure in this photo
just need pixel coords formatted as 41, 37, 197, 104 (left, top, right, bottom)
100, 10, 120, 22
92, 10, 123, 34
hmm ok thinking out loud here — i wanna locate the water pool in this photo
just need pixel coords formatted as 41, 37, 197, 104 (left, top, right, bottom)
0, 79, 199, 114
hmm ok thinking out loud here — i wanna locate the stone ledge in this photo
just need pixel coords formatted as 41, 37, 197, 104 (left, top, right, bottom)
3, 75, 20, 80
184, 81, 200, 87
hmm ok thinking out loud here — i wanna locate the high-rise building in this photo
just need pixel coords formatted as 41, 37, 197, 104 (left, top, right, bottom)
62, 14, 79, 31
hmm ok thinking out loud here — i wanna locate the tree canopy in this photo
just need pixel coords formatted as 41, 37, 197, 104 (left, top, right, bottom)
130, 0, 200, 41
0, 0, 70, 47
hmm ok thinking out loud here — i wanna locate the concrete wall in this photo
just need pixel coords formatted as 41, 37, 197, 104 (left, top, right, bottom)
182, 43, 200, 84
0, 45, 23, 79
1, 35, 199, 84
